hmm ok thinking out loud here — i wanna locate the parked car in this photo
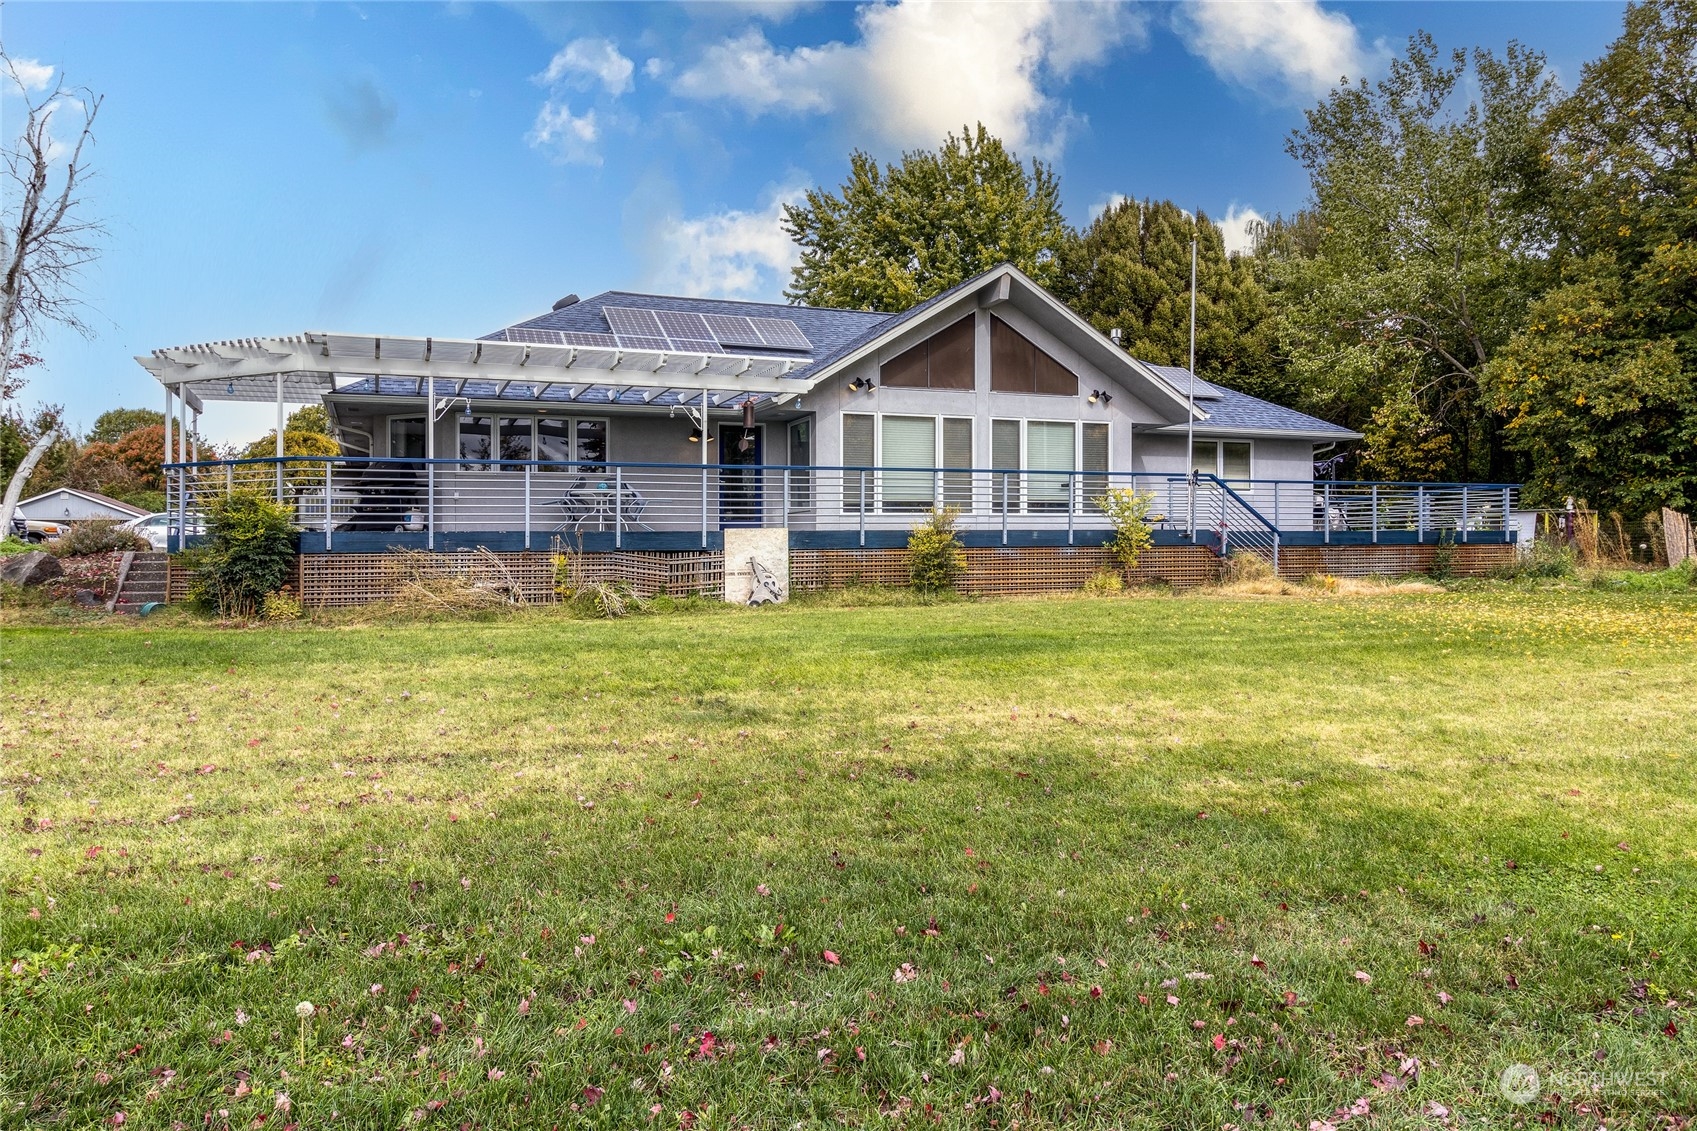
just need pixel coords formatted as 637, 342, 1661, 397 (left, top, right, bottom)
118, 512, 206, 550
8, 515, 66, 543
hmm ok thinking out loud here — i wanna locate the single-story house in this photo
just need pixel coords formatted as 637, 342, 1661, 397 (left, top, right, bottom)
16, 487, 148, 524
139, 262, 1517, 557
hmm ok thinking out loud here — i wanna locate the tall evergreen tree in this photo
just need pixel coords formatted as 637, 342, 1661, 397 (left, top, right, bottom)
782, 125, 1069, 312
1056, 199, 1285, 400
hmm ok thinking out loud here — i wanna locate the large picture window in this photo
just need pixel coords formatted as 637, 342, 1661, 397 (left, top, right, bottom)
990, 316, 1078, 396
879, 315, 975, 390
459, 415, 607, 471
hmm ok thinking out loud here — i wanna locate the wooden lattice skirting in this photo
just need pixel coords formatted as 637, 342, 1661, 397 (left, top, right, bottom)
164, 542, 1520, 608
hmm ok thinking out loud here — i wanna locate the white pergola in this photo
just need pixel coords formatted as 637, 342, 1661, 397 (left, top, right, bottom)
136, 330, 816, 468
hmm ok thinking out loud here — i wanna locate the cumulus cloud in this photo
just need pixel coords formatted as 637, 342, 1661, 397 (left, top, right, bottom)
1218, 204, 1266, 256
527, 101, 601, 165
642, 183, 807, 299
8, 58, 55, 92
672, 0, 1147, 157
323, 77, 398, 152
1175, 0, 1372, 100
537, 37, 635, 96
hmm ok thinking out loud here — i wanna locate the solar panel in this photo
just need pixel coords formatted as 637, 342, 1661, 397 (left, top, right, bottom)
604, 307, 664, 339
559, 331, 618, 348
703, 313, 764, 349
655, 311, 714, 341
750, 317, 812, 351
503, 327, 566, 345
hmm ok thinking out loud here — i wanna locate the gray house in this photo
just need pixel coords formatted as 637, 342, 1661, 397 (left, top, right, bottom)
143, 263, 1517, 556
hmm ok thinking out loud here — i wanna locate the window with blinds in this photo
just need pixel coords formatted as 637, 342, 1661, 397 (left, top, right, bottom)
880, 315, 975, 389
991, 419, 1021, 512
881, 415, 937, 510
843, 413, 874, 512
990, 316, 1078, 395
1026, 421, 1075, 509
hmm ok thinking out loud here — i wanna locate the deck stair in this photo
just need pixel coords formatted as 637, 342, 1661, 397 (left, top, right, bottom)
110, 552, 170, 613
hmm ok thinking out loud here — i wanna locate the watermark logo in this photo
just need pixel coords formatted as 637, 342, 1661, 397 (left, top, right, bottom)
1499, 1063, 1540, 1104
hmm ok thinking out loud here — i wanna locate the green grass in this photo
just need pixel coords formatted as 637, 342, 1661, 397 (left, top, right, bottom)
4, 587, 1695, 1129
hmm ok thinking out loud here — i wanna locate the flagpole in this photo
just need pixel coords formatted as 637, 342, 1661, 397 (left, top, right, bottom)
1186, 220, 1198, 540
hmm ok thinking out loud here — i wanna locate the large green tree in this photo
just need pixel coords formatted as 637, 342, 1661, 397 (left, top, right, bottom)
783, 125, 1069, 312
1483, 0, 1697, 510
86, 406, 165, 445
1056, 199, 1285, 399
1266, 34, 1559, 481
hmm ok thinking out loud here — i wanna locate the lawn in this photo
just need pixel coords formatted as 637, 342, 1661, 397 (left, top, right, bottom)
3, 587, 1695, 1129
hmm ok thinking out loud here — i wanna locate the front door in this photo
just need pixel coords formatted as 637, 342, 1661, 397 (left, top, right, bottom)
719, 424, 764, 527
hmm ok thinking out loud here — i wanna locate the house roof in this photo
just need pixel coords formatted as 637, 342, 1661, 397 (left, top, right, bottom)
19, 487, 148, 516
1133, 360, 1361, 440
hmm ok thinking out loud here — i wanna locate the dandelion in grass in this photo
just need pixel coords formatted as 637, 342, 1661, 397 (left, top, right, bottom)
295, 1001, 315, 1065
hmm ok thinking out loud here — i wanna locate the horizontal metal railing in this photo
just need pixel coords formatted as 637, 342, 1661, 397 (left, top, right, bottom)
160, 457, 1518, 554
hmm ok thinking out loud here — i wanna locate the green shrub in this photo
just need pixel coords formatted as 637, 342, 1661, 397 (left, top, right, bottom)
1428, 533, 1456, 581
1081, 567, 1124, 596
192, 490, 297, 618
49, 519, 150, 558
262, 591, 303, 621
907, 508, 966, 593
1094, 488, 1155, 573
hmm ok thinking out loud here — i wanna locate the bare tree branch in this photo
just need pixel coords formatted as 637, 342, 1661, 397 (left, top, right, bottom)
0, 50, 105, 397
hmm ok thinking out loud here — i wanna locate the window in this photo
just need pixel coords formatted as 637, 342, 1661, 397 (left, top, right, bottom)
991, 419, 1021, 512
788, 419, 813, 509
843, 413, 874, 512
990, 316, 1078, 395
459, 416, 607, 471
1191, 439, 1253, 486
881, 416, 935, 510
1026, 421, 1076, 510
879, 315, 975, 389
388, 416, 425, 459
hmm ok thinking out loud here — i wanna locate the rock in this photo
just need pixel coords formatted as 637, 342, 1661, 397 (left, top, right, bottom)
0, 550, 63, 587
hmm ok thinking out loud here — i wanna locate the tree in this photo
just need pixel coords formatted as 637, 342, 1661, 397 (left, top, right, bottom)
783, 125, 1069, 311
0, 53, 104, 535
1483, 1, 1697, 510
1268, 34, 1559, 481
1057, 198, 1285, 399
87, 407, 164, 444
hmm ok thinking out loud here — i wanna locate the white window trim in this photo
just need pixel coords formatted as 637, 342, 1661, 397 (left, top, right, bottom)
457, 414, 610, 471
840, 412, 976, 514
1191, 437, 1255, 488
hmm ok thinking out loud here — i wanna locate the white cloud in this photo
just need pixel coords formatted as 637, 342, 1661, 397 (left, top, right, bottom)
537, 37, 636, 96
527, 100, 601, 165
672, 0, 1147, 157
9, 58, 55, 92
643, 183, 807, 299
1175, 0, 1371, 100
1089, 192, 1129, 222
1218, 204, 1265, 256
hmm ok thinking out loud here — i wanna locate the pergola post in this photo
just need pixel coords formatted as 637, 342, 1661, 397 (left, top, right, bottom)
274, 372, 285, 502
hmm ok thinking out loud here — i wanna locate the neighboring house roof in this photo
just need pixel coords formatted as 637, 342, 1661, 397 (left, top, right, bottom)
18, 487, 148, 517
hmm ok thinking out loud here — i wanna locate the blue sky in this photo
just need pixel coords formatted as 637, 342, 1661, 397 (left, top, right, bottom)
7, 0, 1628, 445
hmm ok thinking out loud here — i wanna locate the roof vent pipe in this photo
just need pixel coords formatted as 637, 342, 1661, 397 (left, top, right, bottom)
552, 294, 580, 310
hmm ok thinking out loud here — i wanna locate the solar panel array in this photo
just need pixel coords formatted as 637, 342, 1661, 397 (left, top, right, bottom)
504, 307, 814, 355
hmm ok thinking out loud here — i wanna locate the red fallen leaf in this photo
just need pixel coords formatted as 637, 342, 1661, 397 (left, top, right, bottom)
1212, 1033, 1226, 1051
581, 1085, 603, 1107
822, 951, 841, 966
1665, 1020, 1679, 1038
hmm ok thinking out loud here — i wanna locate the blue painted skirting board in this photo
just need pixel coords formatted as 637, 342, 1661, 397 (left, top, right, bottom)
294, 528, 1511, 554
